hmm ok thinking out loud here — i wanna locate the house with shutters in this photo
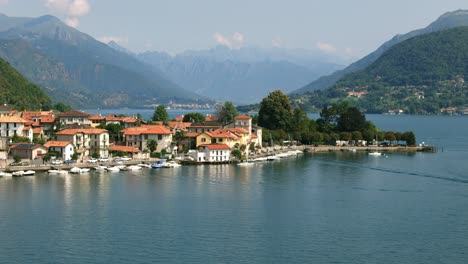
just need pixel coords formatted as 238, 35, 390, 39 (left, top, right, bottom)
44, 141, 75, 161
120, 125, 172, 153
56, 128, 109, 159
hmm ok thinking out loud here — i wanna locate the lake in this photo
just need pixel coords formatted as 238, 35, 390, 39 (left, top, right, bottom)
1, 115, 467, 263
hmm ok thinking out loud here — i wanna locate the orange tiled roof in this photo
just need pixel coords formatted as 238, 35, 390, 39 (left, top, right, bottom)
121, 125, 171, 135
56, 128, 107, 135
23, 126, 31, 131
235, 114, 252, 120
225, 128, 249, 135
57, 110, 90, 118
44, 141, 73, 148
199, 144, 231, 150
109, 145, 141, 153
174, 115, 184, 122
122, 117, 137, 123
89, 114, 104, 121
32, 128, 42, 134
251, 133, 258, 139
167, 121, 191, 130
205, 115, 218, 122
0, 116, 28, 123
40, 115, 55, 123
206, 130, 239, 140
186, 132, 199, 138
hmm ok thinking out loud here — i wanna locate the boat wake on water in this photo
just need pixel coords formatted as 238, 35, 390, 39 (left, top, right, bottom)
314, 159, 468, 184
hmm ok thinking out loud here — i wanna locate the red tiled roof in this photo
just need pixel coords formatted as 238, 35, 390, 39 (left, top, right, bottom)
0, 116, 28, 123
89, 114, 104, 121
44, 141, 73, 148
206, 130, 239, 140
251, 133, 258, 139
235, 114, 252, 120
23, 126, 31, 131
167, 121, 191, 130
56, 128, 107, 135
40, 115, 55, 123
199, 144, 231, 150
174, 115, 184, 122
225, 128, 249, 135
109, 145, 141, 153
205, 115, 218, 122
186, 132, 199, 138
121, 125, 171, 135
57, 110, 90, 118
33, 128, 42, 134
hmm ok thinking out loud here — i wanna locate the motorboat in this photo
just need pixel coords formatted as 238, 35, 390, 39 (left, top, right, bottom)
126, 165, 142, 171
162, 161, 181, 168
151, 160, 165, 168
266, 155, 280, 161
80, 168, 90, 173
237, 162, 254, 167
0, 172, 13, 177
368, 152, 382, 156
69, 167, 81, 174
48, 169, 68, 175
137, 163, 151, 168
12, 171, 24, 177
106, 166, 120, 172
94, 166, 107, 171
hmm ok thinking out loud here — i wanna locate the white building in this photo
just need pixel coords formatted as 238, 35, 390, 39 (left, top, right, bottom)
44, 141, 75, 161
0, 116, 32, 142
189, 144, 231, 163
56, 128, 109, 159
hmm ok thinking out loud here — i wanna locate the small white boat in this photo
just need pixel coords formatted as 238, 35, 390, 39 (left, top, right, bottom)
116, 165, 126, 170
94, 166, 107, 171
80, 168, 90, 173
237, 162, 254, 167
162, 161, 181, 168
12, 171, 24, 176
48, 169, 68, 174
151, 160, 165, 168
137, 163, 151, 168
253, 157, 268, 162
106, 166, 120, 172
23, 170, 35, 176
267, 155, 280, 161
126, 165, 142, 171
369, 152, 382, 156
69, 167, 81, 174
0, 172, 13, 177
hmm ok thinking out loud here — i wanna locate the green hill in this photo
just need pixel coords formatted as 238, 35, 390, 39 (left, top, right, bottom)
295, 26, 468, 114
0, 57, 51, 110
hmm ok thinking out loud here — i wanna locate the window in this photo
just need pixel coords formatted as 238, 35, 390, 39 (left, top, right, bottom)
158, 135, 162, 140
201, 138, 206, 143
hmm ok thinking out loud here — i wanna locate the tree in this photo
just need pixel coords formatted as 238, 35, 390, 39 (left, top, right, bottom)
174, 130, 186, 144
13, 155, 21, 163
231, 149, 241, 160
153, 105, 169, 124
147, 139, 158, 153
337, 107, 366, 132
53, 102, 73, 112
101, 123, 124, 142
258, 90, 293, 130
402, 131, 416, 146
216, 101, 239, 124
183, 112, 205, 123
291, 107, 310, 133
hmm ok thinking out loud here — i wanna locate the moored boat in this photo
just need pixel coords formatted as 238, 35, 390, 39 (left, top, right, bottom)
151, 160, 165, 168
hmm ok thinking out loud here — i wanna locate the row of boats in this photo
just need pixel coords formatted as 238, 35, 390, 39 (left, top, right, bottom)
238, 150, 303, 166
0, 161, 182, 177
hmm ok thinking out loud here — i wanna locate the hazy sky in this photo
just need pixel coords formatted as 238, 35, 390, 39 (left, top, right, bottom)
0, 0, 467, 60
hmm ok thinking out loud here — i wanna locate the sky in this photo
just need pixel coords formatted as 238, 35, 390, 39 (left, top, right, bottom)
0, 0, 467, 61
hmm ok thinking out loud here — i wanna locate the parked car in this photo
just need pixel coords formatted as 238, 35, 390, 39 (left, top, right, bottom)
64, 160, 76, 164
51, 160, 63, 165
87, 158, 98, 163
98, 157, 109, 162
114, 157, 132, 162
8, 161, 29, 166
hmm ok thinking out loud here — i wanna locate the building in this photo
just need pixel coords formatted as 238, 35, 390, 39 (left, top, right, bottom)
56, 110, 91, 126
0, 105, 13, 117
108, 145, 145, 159
225, 114, 263, 147
189, 144, 231, 163
56, 128, 109, 159
0, 116, 31, 142
196, 130, 240, 148
120, 125, 172, 153
188, 121, 222, 134
44, 141, 75, 161
9, 143, 47, 160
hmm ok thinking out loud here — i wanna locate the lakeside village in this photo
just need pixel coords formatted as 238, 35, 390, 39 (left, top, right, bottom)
0, 90, 427, 176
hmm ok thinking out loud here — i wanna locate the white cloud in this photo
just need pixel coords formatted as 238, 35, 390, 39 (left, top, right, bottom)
98, 36, 129, 46
64, 17, 79, 27
45, 0, 90, 28
213, 32, 245, 49
67, 0, 90, 17
316, 41, 337, 53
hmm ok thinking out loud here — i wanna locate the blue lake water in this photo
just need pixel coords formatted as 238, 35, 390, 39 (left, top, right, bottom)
1, 115, 468, 263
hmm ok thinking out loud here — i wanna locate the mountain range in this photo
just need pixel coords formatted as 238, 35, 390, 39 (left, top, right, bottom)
0, 13, 200, 108
294, 25, 468, 114
293, 9, 468, 95
136, 46, 344, 104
